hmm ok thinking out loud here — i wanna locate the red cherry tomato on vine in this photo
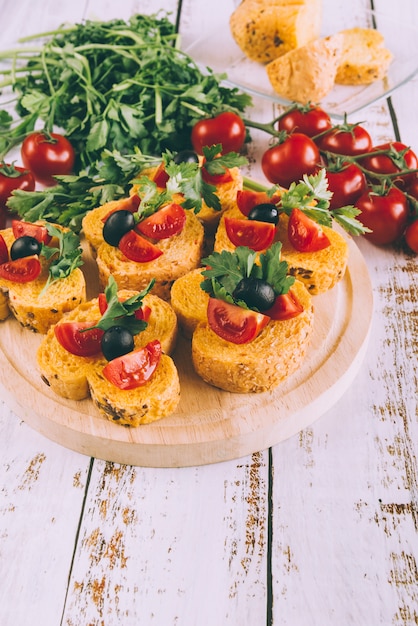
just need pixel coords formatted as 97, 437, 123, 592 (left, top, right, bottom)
326, 163, 367, 210
404, 220, 418, 253
207, 297, 269, 344
224, 216, 276, 251
191, 112, 246, 155
0, 256, 41, 283
278, 105, 332, 137
21, 131, 75, 186
102, 340, 162, 390
406, 175, 418, 202
317, 124, 372, 156
0, 163, 35, 209
288, 208, 331, 252
355, 186, 409, 245
54, 321, 104, 357
261, 133, 320, 188
136, 203, 186, 240
360, 142, 418, 187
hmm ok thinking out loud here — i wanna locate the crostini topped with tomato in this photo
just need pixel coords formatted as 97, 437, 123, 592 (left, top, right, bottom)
37, 275, 180, 426
171, 243, 314, 393
0, 219, 85, 332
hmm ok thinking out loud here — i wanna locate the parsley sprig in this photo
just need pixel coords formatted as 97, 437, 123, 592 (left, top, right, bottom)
38, 224, 84, 296
201, 243, 294, 310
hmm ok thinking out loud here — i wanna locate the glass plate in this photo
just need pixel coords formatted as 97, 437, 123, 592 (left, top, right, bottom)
183, 9, 418, 119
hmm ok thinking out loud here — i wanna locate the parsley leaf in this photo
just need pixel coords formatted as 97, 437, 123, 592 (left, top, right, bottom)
38, 224, 84, 296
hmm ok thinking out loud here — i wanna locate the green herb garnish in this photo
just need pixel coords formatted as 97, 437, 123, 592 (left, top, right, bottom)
38, 224, 83, 296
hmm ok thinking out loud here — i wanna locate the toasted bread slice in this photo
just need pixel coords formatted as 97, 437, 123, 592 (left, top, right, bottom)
335, 27, 393, 85
170, 268, 208, 337
191, 280, 313, 393
230, 0, 322, 64
0, 226, 86, 333
214, 208, 349, 294
37, 291, 180, 425
266, 34, 343, 103
0, 291, 10, 321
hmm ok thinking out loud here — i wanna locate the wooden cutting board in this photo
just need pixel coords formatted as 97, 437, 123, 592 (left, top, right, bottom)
0, 234, 373, 467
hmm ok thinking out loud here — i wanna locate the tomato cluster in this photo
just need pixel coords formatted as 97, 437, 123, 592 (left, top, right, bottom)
190, 106, 418, 254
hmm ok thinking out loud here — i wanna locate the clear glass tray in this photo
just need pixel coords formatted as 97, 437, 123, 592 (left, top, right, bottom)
184, 9, 418, 119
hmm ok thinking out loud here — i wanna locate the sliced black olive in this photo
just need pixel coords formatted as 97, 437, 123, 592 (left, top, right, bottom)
248, 203, 279, 225
101, 326, 134, 361
233, 277, 276, 311
10, 235, 41, 260
103, 210, 136, 247
173, 150, 199, 164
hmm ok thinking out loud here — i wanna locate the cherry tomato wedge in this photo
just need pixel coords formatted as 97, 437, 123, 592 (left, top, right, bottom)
152, 162, 170, 188
54, 321, 104, 357
261, 134, 320, 188
21, 131, 75, 186
236, 190, 281, 217
207, 298, 269, 344
191, 112, 246, 155
102, 339, 162, 390
136, 203, 186, 240
278, 105, 332, 137
0, 256, 42, 282
288, 208, 331, 252
224, 216, 276, 251
98, 292, 152, 322
118, 230, 163, 263
201, 164, 233, 185
0, 234, 8, 264
12, 219, 52, 244
263, 291, 304, 321
101, 194, 141, 222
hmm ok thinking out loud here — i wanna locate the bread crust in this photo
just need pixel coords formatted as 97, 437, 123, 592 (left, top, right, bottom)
335, 27, 393, 85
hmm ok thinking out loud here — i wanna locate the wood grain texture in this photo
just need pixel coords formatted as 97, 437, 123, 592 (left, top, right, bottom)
0, 0, 417, 624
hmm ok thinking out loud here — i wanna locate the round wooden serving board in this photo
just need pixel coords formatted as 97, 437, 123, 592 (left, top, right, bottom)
0, 235, 373, 467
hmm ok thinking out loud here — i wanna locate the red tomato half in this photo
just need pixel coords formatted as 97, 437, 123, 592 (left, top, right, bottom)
264, 291, 304, 320
360, 142, 418, 187
136, 203, 186, 240
0, 163, 35, 209
102, 339, 162, 390
191, 112, 246, 155
326, 163, 367, 210
0, 234, 8, 264
207, 298, 269, 344
278, 105, 332, 137
224, 216, 276, 251
288, 208, 331, 252
405, 220, 418, 253
317, 124, 372, 156
355, 187, 409, 245
98, 292, 152, 321
236, 190, 281, 217
54, 321, 104, 357
21, 131, 75, 186
0, 256, 41, 282
119, 230, 163, 263
261, 134, 320, 188
12, 219, 52, 244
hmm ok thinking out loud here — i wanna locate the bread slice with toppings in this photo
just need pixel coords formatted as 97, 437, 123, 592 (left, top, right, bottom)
37, 290, 180, 425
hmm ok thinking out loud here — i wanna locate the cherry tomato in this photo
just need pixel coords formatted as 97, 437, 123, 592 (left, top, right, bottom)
0, 162, 35, 209
0, 256, 41, 283
278, 105, 332, 137
404, 220, 418, 253
98, 292, 152, 322
21, 131, 75, 186
54, 321, 104, 357
288, 208, 331, 252
261, 134, 320, 188
406, 175, 418, 201
236, 189, 281, 217
118, 229, 163, 263
326, 163, 367, 210
355, 186, 409, 245
207, 298, 269, 344
191, 112, 246, 155
12, 219, 52, 244
360, 142, 418, 187
224, 216, 276, 251
102, 339, 162, 390
317, 123, 372, 156
136, 203, 186, 240
263, 291, 304, 321
0, 233, 8, 264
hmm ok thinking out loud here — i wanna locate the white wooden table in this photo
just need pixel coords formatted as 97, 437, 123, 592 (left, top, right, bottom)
1, 0, 417, 624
